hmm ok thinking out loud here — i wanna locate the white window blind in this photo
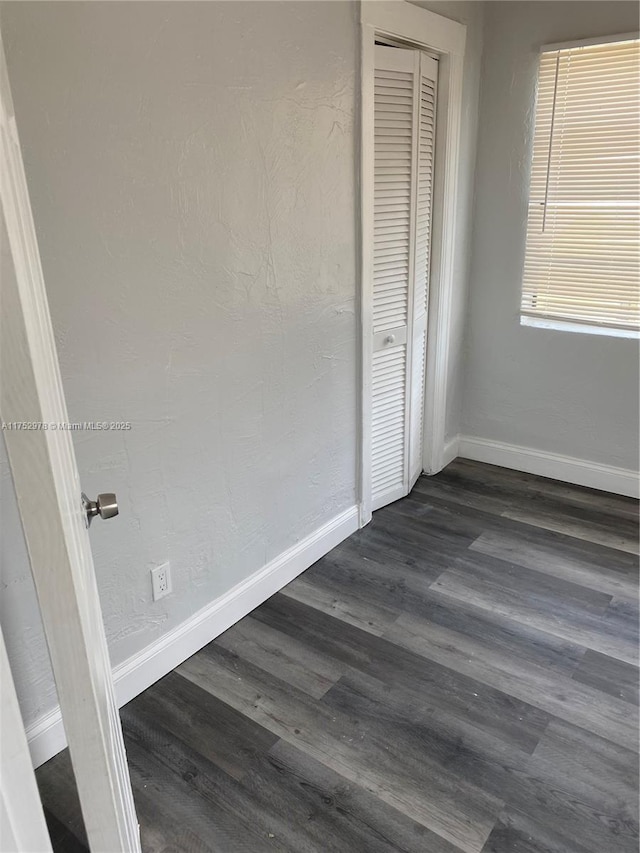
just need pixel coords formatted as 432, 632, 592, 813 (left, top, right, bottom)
521, 37, 640, 331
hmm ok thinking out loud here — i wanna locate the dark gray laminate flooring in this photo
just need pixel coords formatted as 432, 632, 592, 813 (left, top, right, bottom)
37, 460, 640, 853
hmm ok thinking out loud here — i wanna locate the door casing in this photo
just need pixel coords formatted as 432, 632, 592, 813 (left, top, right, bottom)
0, 624, 52, 853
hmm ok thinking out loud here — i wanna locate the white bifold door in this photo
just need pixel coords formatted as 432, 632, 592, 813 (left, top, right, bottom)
371, 45, 438, 511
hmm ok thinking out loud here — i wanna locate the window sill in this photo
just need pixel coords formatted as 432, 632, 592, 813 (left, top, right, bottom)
520, 315, 640, 340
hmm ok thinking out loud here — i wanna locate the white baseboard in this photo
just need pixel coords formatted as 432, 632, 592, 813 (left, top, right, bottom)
457, 435, 639, 499
27, 504, 359, 768
24, 706, 68, 770
442, 436, 460, 470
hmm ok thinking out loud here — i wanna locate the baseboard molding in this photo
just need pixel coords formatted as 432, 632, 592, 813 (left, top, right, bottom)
442, 436, 460, 470
27, 504, 359, 768
25, 706, 68, 770
457, 435, 639, 499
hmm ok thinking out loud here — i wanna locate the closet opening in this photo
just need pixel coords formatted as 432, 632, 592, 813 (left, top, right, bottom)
369, 43, 438, 512
359, 3, 467, 525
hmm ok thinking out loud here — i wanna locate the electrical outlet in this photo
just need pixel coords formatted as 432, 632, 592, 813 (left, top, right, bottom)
151, 562, 172, 601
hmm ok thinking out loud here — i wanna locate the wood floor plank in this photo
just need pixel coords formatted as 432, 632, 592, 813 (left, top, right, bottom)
430, 551, 638, 665
435, 549, 614, 612
416, 459, 639, 525
493, 719, 640, 853
501, 505, 639, 555
338, 521, 470, 575
491, 772, 637, 853
36, 459, 639, 853
255, 593, 552, 754
216, 614, 347, 699
302, 547, 447, 622
376, 498, 485, 549
411, 459, 633, 529
374, 587, 587, 679
531, 719, 638, 818
265, 739, 464, 853
470, 528, 639, 600
301, 551, 588, 680
411, 462, 523, 517
127, 669, 279, 781
603, 596, 640, 658
123, 699, 295, 852
481, 806, 593, 853
36, 752, 88, 848
42, 808, 88, 853
322, 667, 535, 801
178, 643, 500, 853
327, 673, 638, 853
571, 649, 640, 705
385, 611, 639, 751
280, 574, 400, 636
491, 686, 640, 853
404, 486, 640, 569
124, 695, 462, 853
125, 735, 274, 853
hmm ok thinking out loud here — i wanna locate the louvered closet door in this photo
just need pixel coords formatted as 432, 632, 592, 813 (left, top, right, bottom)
371, 46, 438, 511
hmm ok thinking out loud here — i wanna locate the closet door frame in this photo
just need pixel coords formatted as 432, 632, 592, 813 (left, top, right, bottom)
359, 1, 467, 526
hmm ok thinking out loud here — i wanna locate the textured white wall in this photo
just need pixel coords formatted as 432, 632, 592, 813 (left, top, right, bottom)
1, 0, 486, 733
463, 1, 640, 470
1, 0, 359, 728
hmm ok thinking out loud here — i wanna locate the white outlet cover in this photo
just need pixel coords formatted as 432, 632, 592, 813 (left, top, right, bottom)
151, 562, 172, 601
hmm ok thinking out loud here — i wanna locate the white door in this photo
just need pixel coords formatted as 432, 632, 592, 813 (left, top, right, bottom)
0, 37, 141, 851
371, 45, 437, 511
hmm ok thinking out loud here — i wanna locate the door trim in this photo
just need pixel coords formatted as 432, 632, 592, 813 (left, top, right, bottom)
0, 36, 140, 850
0, 625, 52, 853
358, 1, 467, 525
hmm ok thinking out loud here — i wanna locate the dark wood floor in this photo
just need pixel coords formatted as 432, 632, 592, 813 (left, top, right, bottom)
38, 460, 639, 853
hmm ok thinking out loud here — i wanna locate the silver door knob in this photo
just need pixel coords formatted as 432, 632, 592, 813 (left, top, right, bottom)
82, 492, 118, 527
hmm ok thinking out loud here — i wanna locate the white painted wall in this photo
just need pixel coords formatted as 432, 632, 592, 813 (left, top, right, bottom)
1, 0, 485, 740
1, 0, 359, 731
463, 1, 640, 471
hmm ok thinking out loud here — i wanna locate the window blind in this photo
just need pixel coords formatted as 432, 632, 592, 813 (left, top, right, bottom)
521, 37, 640, 330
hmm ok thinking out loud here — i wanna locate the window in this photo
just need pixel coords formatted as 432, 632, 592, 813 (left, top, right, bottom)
521, 36, 640, 333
